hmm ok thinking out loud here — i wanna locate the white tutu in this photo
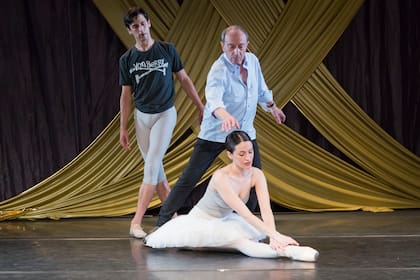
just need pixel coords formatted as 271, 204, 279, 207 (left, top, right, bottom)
145, 206, 266, 248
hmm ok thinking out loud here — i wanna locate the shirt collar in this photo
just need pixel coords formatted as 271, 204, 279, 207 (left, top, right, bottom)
222, 53, 248, 70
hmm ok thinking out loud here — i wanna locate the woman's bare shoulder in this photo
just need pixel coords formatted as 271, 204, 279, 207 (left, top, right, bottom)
252, 167, 265, 177
213, 166, 229, 180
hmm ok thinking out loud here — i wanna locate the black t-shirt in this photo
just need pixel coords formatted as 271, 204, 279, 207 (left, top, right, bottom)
119, 41, 184, 113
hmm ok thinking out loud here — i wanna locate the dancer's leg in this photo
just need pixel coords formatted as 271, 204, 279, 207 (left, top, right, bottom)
131, 183, 157, 225
228, 239, 319, 261
281, 245, 319, 262
131, 108, 176, 237
156, 179, 170, 203
140, 107, 176, 185
228, 238, 278, 258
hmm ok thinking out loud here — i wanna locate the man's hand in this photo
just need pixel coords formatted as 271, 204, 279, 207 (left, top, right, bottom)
213, 108, 240, 132
198, 108, 204, 125
221, 114, 240, 132
119, 129, 131, 151
270, 105, 286, 124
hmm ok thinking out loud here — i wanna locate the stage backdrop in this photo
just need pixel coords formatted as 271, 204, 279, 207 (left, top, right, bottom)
1, 0, 419, 220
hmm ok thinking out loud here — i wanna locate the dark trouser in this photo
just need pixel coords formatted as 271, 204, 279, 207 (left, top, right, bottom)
156, 138, 261, 226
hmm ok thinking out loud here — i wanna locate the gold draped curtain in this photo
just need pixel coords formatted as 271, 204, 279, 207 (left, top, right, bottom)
1, 0, 419, 221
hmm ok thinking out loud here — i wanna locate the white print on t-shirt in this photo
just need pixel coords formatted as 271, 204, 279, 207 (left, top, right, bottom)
129, 59, 168, 84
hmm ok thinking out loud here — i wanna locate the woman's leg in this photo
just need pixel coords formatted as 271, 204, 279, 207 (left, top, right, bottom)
281, 245, 319, 262
228, 238, 319, 261
228, 238, 279, 258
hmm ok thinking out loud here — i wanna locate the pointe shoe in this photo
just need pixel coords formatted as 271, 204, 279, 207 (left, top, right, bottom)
283, 246, 319, 262
129, 224, 147, 239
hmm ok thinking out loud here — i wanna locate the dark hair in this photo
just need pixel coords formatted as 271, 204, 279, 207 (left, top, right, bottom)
221, 25, 249, 43
124, 7, 149, 28
225, 130, 252, 153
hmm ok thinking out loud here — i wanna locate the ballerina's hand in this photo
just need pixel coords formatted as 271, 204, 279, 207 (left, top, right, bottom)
270, 234, 299, 251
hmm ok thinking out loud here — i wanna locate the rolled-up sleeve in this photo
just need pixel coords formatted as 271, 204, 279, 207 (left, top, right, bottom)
258, 88, 274, 112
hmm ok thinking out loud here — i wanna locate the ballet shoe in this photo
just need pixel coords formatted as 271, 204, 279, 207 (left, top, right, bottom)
283, 245, 319, 262
129, 224, 147, 239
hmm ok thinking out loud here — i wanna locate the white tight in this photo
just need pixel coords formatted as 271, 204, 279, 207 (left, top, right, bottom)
228, 239, 319, 261
134, 107, 176, 185
228, 238, 279, 258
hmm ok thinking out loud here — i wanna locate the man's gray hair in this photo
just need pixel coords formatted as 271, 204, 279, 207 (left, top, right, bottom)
221, 25, 249, 42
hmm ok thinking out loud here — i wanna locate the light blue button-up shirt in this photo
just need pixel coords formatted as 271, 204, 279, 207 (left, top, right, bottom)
198, 52, 273, 143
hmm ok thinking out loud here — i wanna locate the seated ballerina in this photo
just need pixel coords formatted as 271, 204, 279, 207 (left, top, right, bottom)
145, 130, 319, 261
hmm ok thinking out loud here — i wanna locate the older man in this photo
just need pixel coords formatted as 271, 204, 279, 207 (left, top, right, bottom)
156, 25, 286, 227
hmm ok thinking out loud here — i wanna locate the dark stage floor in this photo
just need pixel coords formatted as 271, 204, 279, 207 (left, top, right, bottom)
1, 210, 420, 280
